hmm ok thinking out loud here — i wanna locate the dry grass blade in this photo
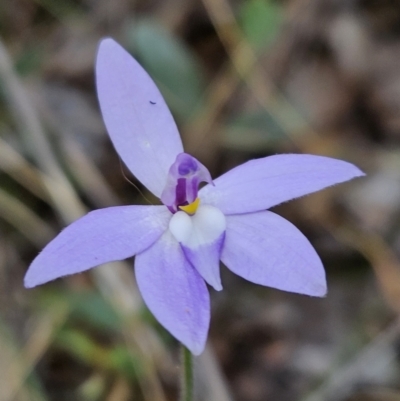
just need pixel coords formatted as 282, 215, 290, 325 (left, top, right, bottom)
201, 0, 322, 150
0, 37, 169, 401
106, 378, 131, 401
334, 226, 400, 314
302, 319, 400, 401
183, 63, 240, 161
0, 301, 69, 401
301, 193, 400, 318
94, 263, 169, 401
0, 188, 55, 246
197, 346, 233, 401
0, 136, 50, 202
122, 323, 169, 401
202, 0, 400, 316
61, 137, 120, 208
0, 37, 85, 222
198, 3, 400, 399
37, 99, 120, 208
0, 326, 39, 401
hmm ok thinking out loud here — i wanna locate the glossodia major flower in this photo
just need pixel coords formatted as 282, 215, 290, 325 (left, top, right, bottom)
25, 38, 364, 355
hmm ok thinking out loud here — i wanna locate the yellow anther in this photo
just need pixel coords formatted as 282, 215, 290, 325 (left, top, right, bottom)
179, 198, 200, 215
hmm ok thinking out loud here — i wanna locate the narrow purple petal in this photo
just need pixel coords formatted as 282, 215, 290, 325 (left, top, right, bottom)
25, 206, 170, 288
96, 38, 184, 197
135, 231, 210, 355
200, 154, 364, 214
221, 211, 326, 296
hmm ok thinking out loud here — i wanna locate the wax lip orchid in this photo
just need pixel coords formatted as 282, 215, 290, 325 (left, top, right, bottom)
24, 38, 364, 355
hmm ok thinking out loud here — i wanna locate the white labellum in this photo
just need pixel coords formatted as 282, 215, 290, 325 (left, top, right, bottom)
169, 205, 226, 290
169, 205, 226, 248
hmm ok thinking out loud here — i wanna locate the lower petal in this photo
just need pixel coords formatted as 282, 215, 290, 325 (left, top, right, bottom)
25, 206, 170, 288
221, 211, 326, 296
135, 231, 210, 355
181, 232, 225, 292
169, 205, 226, 290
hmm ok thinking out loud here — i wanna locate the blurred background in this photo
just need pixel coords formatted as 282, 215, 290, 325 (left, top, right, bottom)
1, 0, 400, 400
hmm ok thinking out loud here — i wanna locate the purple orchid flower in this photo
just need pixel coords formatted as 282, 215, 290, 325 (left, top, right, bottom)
24, 38, 364, 355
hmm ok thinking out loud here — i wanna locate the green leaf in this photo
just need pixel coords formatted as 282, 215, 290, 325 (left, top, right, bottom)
39, 289, 122, 332
55, 328, 141, 379
125, 18, 205, 121
69, 291, 122, 332
223, 110, 286, 151
14, 44, 44, 76
109, 345, 142, 378
240, 0, 284, 51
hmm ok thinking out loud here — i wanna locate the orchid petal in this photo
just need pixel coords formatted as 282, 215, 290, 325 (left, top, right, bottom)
96, 38, 184, 197
221, 211, 326, 296
25, 206, 170, 288
169, 205, 226, 291
200, 154, 364, 214
135, 231, 210, 355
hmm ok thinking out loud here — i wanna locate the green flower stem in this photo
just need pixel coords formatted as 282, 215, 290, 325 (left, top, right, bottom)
180, 345, 194, 401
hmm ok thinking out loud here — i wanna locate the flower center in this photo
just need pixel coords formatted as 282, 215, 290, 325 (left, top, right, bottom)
179, 197, 200, 215
161, 153, 212, 214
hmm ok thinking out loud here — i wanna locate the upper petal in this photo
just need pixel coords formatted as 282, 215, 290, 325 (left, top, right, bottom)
169, 205, 226, 291
200, 154, 364, 214
135, 231, 210, 355
221, 211, 326, 296
25, 206, 170, 288
96, 38, 184, 197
